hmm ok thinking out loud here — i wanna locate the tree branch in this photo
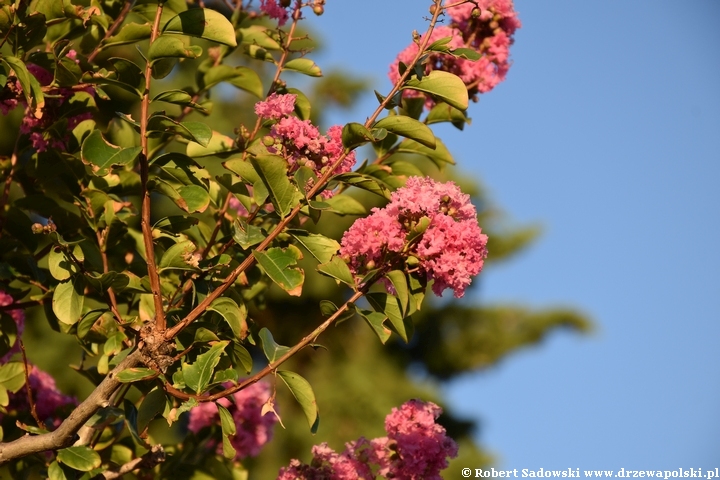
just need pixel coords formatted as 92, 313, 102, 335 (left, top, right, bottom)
0, 350, 142, 465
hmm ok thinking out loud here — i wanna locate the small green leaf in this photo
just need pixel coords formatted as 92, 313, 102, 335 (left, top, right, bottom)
341, 122, 375, 149
277, 370, 319, 433
323, 194, 367, 216
403, 70, 469, 111
396, 137, 455, 169
104, 22, 152, 47
153, 215, 199, 234
53, 278, 84, 325
0, 363, 26, 393
158, 240, 198, 272
146, 114, 212, 146
148, 35, 203, 62
288, 230, 340, 264
386, 270, 409, 316
163, 8, 238, 47
250, 155, 301, 217
426, 101, 470, 130
232, 218, 265, 250
137, 387, 168, 433
374, 115, 436, 149
287, 87, 311, 120
48, 247, 81, 281
57, 446, 101, 472
366, 292, 408, 343
152, 89, 208, 113
317, 257, 355, 287
283, 58, 322, 77
208, 297, 248, 340
319, 300, 356, 323
182, 341, 229, 394
187, 131, 236, 157
258, 328, 290, 363
218, 403, 237, 459
47, 461, 69, 480
254, 245, 304, 297
1, 57, 44, 116
231, 343, 253, 374
203, 65, 263, 98
81, 130, 142, 177
237, 25, 281, 50
116, 368, 157, 383
332, 172, 392, 199
358, 309, 392, 344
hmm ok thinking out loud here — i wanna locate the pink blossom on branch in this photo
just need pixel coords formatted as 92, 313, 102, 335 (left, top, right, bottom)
0, 290, 25, 363
277, 400, 458, 480
389, 0, 521, 105
260, 0, 290, 26
255, 93, 297, 120
1, 366, 76, 429
339, 177, 488, 298
187, 381, 278, 459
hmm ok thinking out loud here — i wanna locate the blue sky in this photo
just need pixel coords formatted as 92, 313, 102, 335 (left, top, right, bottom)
309, 0, 720, 471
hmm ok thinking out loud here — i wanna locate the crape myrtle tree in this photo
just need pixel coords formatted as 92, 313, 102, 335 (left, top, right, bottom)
0, 0, 590, 478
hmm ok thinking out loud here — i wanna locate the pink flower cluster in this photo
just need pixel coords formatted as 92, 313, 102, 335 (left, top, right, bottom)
187, 381, 278, 459
2, 366, 76, 428
0, 55, 94, 153
0, 290, 25, 363
260, 0, 290, 26
277, 400, 458, 480
257, 93, 356, 198
339, 177, 488, 298
389, 0, 521, 105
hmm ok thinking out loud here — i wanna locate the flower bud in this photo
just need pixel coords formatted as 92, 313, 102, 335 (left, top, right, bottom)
429, 4, 437, 15
263, 135, 275, 146
472, 7, 481, 18
31, 223, 44, 234
365, 260, 376, 270
312, 5, 323, 15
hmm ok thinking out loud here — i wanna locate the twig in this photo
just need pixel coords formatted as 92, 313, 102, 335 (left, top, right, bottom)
139, 2, 168, 332
102, 443, 166, 478
87, 1, 135, 63
19, 340, 43, 428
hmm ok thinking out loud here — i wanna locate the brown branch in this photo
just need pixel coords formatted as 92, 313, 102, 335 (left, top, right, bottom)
164, 289, 366, 401
102, 444, 166, 479
87, 0, 135, 63
19, 340, 42, 428
95, 230, 124, 325
139, 2, 168, 332
0, 350, 142, 465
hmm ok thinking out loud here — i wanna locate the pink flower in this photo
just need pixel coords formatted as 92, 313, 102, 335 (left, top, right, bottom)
260, 0, 290, 26
187, 381, 277, 459
388, 0, 521, 105
277, 400, 458, 480
255, 93, 297, 120
0, 291, 25, 363
2, 366, 76, 428
339, 177, 488, 298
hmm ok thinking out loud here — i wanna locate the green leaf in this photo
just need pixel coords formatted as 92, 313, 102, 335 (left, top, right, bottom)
254, 245, 304, 297
231, 343, 253, 374
403, 70, 469, 111
237, 25, 281, 50
182, 341, 229, 394
386, 270, 409, 316
217, 403, 238, 459
287, 87, 311, 120
53, 278, 84, 325
358, 309, 392, 344
153, 215, 199, 234
0, 363, 26, 393
451, 47, 482, 60
187, 131, 236, 157
116, 368, 157, 383
48, 246, 82, 281
163, 8, 238, 47
57, 446, 101, 472
158, 240, 199, 272
258, 328, 290, 363
137, 387, 168, 433
153, 179, 210, 213
288, 230, 340, 264
283, 58, 322, 77
104, 22, 152, 47
341, 122, 375, 149
208, 297, 248, 340
319, 300, 356, 323
47, 461, 69, 480
277, 370, 319, 433
374, 115, 436, 149
232, 218, 265, 250
202, 65, 264, 98
396, 137, 455, 169
317, 257, 355, 287
146, 114, 212, 146
426, 101, 470, 130
250, 155, 301, 217
152, 89, 208, 113
1, 57, 44, 116
81, 130, 141, 177
366, 292, 408, 342
148, 35, 203, 62
332, 172, 392, 199
323, 194, 367, 216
